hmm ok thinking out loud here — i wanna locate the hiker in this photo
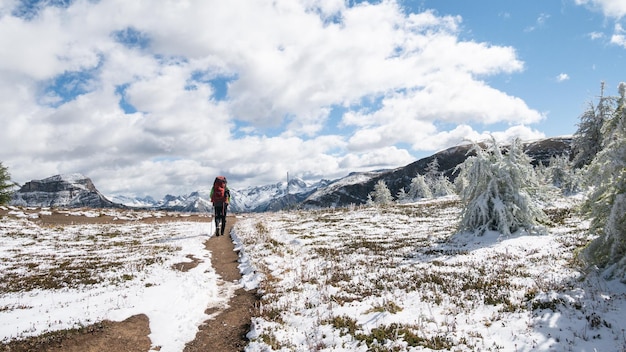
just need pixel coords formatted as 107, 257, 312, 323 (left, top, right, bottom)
210, 176, 230, 236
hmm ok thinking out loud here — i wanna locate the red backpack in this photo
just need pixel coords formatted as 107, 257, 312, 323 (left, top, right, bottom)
211, 176, 228, 204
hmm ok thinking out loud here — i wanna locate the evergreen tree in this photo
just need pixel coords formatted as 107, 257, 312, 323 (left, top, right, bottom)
455, 138, 546, 236
370, 180, 393, 206
0, 162, 16, 205
365, 193, 374, 206
396, 187, 408, 203
546, 154, 584, 195
582, 82, 626, 280
572, 82, 616, 168
421, 157, 453, 197
408, 174, 432, 199
424, 157, 441, 181
430, 175, 455, 197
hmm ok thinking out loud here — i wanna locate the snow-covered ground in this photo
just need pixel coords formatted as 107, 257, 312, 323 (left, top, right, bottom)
2, 195, 626, 351
233, 196, 626, 351
0, 208, 233, 352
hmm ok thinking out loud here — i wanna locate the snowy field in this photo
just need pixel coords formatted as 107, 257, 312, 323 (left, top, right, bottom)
233, 196, 626, 352
1, 195, 626, 352
0, 207, 234, 352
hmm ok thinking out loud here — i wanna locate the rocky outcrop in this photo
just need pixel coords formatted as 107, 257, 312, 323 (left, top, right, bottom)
11, 173, 120, 208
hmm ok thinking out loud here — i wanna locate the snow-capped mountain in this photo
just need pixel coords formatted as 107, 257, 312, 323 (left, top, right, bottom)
11, 173, 119, 208
228, 178, 330, 212
109, 194, 158, 208
109, 177, 330, 213
158, 190, 214, 213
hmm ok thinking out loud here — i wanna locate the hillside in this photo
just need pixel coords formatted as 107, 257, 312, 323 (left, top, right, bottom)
300, 136, 572, 209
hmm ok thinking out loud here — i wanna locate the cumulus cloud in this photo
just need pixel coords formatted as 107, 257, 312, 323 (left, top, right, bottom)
0, 0, 548, 197
575, 0, 626, 18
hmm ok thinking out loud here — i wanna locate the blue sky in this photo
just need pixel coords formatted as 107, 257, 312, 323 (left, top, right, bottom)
1, 0, 625, 198
418, 0, 624, 138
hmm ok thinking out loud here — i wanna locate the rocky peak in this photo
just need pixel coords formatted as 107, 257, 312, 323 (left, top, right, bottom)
11, 173, 119, 208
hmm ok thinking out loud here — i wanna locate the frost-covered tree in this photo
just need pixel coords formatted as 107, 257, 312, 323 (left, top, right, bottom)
0, 162, 16, 205
425, 158, 441, 180
546, 154, 569, 188
572, 82, 616, 168
581, 82, 626, 280
370, 180, 393, 205
421, 157, 455, 197
396, 187, 408, 203
365, 193, 374, 206
408, 174, 432, 199
455, 138, 546, 236
545, 154, 584, 195
430, 175, 455, 197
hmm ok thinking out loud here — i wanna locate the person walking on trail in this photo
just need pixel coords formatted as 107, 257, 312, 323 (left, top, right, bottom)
210, 176, 231, 236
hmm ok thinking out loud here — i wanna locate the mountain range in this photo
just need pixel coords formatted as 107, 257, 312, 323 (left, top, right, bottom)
10, 137, 573, 212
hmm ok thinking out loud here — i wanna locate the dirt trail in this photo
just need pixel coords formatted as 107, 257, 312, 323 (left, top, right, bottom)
184, 216, 259, 352
0, 213, 258, 352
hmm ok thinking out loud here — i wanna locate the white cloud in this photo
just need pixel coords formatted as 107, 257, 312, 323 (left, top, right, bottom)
538, 13, 551, 24
575, 0, 626, 18
611, 33, 626, 47
610, 23, 626, 47
556, 73, 570, 82
409, 124, 545, 153
489, 125, 546, 143
338, 146, 414, 170
524, 13, 550, 32
575, 1, 626, 48
343, 72, 543, 152
589, 31, 605, 40
0, 0, 549, 197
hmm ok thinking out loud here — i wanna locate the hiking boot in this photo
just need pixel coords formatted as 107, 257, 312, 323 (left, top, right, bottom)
215, 221, 221, 236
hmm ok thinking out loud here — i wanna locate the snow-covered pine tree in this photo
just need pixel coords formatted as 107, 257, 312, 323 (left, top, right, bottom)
546, 154, 584, 195
366, 193, 374, 206
572, 82, 616, 169
431, 175, 455, 197
425, 158, 441, 180
370, 180, 393, 206
455, 137, 546, 236
581, 82, 626, 280
408, 174, 432, 199
396, 187, 408, 203
0, 162, 16, 205
423, 157, 454, 197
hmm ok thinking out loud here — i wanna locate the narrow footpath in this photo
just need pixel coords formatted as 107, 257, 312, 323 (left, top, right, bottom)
185, 216, 259, 352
